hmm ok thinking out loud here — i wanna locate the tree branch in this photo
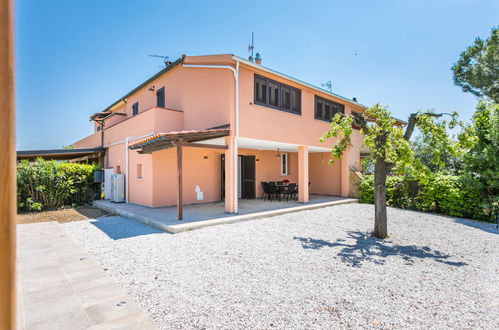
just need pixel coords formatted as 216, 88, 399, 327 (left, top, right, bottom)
403, 113, 418, 141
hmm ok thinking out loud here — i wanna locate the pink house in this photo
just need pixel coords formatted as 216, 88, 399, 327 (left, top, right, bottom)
73, 54, 366, 217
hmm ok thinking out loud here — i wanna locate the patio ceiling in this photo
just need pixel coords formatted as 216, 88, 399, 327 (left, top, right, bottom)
196, 137, 332, 153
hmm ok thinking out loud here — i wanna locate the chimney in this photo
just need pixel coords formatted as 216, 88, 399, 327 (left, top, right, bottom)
255, 52, 262, 65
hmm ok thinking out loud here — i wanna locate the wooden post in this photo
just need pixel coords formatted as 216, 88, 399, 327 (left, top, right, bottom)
176, 142, 183, 220
0, 0, 16, 327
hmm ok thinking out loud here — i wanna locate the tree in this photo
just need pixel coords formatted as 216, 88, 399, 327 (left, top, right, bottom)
321, 104, 459, 238
452, 26, 499, 103
460, 101, 499, 213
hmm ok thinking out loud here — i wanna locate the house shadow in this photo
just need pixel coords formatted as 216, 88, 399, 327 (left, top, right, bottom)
90, 216, 164, 240
293, 231, 468, 268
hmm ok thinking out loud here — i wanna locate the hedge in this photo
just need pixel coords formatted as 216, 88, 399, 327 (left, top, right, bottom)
359, 173, 495, 221
17, 159, 100, 212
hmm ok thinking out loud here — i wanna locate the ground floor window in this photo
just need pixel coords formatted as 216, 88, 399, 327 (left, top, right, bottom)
280, 153, 289, 176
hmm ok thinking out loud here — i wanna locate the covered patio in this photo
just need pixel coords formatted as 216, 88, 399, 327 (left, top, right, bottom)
127, 128, 352, 222
94, 195, 357, 234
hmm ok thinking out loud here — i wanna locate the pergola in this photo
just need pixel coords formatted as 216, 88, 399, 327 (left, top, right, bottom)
16, 147, 106, 164
128, 128, 230, 220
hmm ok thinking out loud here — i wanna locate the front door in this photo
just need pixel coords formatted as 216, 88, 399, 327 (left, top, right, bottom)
241, 155, 256, 199
220, 154, 256, 200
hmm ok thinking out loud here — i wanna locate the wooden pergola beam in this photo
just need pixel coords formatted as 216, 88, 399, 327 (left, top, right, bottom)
182, 142, 228, 150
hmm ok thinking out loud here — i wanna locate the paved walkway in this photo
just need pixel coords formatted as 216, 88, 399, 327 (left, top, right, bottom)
17, 221, 157, 329
95, 195, 358, 233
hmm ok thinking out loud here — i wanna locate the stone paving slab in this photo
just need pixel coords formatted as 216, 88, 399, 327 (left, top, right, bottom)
17, 221, 157, 330
95, 195, 358, 233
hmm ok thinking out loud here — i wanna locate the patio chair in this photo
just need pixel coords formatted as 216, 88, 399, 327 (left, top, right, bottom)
265, 182, 279, 201
282, 183, 297, 201
261, 182, 270, 200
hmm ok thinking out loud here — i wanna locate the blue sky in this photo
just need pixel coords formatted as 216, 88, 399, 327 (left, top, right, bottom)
15, 0, 499, 149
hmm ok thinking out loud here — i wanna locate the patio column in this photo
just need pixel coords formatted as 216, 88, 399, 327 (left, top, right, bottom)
340, 106, 352, 198
340, 148, 350, 197
224, 136, 238, 213
298, 146, 309, 203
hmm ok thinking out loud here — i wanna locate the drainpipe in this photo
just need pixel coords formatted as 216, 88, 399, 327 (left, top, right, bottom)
182, 61, 240, 213
125, 137, 130, 203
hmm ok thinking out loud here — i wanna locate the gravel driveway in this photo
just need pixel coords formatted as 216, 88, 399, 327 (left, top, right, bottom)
62, 204, 499, 329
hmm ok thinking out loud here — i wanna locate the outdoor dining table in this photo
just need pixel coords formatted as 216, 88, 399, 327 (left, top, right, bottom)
267, 182, 296, 201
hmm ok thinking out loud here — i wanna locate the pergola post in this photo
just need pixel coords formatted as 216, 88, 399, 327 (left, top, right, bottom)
176, 142, 183, 220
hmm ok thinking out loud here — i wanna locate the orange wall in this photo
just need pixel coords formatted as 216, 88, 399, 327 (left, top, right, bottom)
73, 132, 101, 148
237, 64, 362, 149
309, 152, 342, 196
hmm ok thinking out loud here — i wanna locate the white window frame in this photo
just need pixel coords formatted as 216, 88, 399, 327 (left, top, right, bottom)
280, 153, 289, 176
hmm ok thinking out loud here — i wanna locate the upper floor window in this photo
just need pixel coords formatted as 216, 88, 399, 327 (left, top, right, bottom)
314, 96, 345, 122
254, 74, 301, 115
156, 87, 165, 107
132, 102, 139, 116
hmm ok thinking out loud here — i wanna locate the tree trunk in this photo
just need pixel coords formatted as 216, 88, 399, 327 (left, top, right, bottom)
373, 157, 388, 238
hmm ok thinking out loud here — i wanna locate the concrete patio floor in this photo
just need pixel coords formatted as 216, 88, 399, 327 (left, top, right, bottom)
17, 221, 157, 329
94, 194, 357, 233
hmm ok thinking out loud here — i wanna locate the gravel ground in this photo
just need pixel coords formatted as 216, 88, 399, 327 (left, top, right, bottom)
62, 204, 499, 329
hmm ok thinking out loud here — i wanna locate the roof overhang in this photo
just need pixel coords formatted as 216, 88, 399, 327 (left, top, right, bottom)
17, 147, 106, 161
129, 128, 230, 154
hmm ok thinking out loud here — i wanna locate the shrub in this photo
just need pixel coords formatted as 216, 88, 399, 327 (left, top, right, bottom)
359, 173, 495, 221
17, 158, 100, 212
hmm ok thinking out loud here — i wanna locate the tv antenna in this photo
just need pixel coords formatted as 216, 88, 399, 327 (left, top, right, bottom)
321, 80, 332, 92
149, 54, 171, 66
248, 32, 255, 61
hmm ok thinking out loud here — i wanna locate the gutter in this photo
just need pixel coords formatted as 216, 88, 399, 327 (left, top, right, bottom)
182, 61, 240, 214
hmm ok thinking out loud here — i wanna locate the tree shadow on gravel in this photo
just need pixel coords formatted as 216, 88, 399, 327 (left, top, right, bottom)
293, 231, 468, 268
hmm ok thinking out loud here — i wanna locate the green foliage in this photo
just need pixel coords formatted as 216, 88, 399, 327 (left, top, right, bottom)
359, 174, 493, 221
452, 26, 499, 103
321, 104, 415, 172
462, 101, 499, 196
17, 158, 100, 212
412, 135, 464, 174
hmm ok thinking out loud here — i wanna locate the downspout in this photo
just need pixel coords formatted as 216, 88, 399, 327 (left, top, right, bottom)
125, 136, 130, 203
182, 61, 240, 213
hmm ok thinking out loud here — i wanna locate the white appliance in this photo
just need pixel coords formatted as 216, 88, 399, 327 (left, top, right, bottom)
102, 169, 115, 199
110, 174, 125, 203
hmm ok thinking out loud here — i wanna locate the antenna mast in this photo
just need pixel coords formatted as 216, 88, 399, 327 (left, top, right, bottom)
248, 32, 255, 61
321, 80, 333, 92
149, 54, 171, 66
